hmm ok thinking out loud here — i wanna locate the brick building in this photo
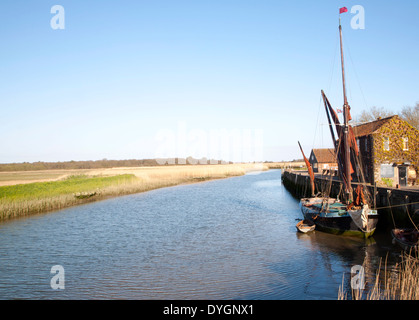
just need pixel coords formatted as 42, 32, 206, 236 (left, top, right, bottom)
353, 115, 419, 187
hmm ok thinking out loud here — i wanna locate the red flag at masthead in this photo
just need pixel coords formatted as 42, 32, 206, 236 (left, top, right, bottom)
339, 7, 348, 14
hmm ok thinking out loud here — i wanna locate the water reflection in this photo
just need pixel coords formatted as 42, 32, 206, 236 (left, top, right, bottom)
0, 170, 404, 300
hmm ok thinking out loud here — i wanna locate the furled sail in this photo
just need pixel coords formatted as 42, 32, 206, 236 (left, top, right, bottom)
298, 141, 315, 197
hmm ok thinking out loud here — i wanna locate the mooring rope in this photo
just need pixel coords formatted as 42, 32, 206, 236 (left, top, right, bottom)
387, 193, 396, 229
405, 206, 419, 232
375, 201, 419, 211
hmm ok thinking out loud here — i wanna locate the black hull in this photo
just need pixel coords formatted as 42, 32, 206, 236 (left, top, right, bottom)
311, 215, 378, 238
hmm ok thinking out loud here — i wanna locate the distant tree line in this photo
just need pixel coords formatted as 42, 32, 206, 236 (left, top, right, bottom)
0, 157, 233, 172
357, 103, 419, 130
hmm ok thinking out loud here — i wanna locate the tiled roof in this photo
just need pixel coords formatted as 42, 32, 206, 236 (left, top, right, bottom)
311, 148, 336, 163
352, 115, 398, 138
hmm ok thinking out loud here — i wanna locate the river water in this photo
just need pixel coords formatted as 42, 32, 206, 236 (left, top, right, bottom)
0, 170, 403, 300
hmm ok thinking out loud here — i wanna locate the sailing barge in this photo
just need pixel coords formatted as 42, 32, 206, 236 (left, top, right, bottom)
298, 10, 379, 238
300, 198, 378, 238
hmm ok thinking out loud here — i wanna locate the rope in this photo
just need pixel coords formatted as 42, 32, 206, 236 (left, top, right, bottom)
342, 31, 369, 111
376, 201, 419, 210
385, 192, 419, 232
312, 94, 324, 149
387, 192, 396, 229
405, 205, 419, 233
337, 183, 343, 201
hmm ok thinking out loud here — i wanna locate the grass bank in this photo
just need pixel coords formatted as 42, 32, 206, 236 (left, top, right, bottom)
0, 163, 267, 221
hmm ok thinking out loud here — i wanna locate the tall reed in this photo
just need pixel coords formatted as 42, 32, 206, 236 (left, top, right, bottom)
339, 252, 419, 300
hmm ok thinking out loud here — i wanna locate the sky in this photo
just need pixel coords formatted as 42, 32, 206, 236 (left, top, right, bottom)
1, 0, 418, 163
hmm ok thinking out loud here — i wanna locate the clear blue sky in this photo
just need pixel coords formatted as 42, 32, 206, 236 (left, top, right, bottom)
1, 0, 418, 163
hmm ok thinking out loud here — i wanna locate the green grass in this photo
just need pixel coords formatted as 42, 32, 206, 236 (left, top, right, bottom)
0, 174, 140, 220
0, 174, 138, 202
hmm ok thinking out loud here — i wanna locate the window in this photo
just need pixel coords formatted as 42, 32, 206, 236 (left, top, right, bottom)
383, 137, 390, 151
402, 137, 408, 151
380, 164, 394, 178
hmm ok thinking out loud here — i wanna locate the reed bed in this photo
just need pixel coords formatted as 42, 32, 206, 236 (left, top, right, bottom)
339, 252, 419, 300
0, 163, 267, 221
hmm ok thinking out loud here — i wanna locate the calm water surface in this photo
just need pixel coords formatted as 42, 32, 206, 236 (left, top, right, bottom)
0, 170, 402, 299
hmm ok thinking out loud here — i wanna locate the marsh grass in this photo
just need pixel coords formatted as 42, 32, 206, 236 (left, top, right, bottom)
0, 164, 266, 220
0, 174, 138, 220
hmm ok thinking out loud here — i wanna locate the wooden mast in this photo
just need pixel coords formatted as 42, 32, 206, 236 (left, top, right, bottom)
339, 17, 353, 203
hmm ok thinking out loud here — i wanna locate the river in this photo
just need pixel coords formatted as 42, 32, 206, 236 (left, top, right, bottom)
0, 169, 402, 299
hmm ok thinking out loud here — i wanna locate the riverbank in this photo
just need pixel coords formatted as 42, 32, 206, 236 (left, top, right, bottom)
0, 163, 268, 221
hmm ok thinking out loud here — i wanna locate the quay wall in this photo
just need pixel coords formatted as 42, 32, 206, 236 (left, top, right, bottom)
281, 170, 419, 230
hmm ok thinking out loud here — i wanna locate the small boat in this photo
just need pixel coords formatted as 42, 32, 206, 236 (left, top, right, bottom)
391, 228, 419, 252
296, 220, 316, 233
